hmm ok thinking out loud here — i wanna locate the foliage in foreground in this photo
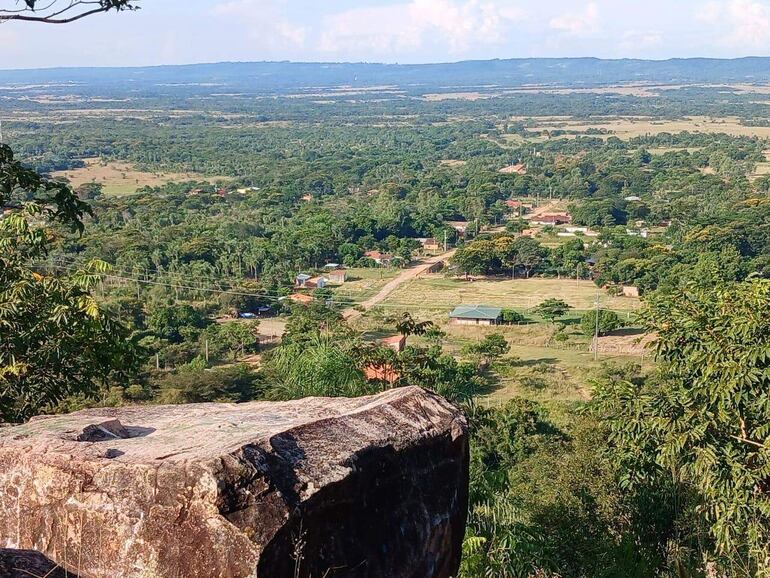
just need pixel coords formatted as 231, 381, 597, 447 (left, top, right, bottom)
0, 145, 138, 422
594, 279, 770, 576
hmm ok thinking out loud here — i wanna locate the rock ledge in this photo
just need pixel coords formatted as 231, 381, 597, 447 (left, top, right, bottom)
0, 386, 468, 578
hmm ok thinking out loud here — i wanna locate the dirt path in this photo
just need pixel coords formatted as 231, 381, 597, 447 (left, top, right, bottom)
524, 200, 562, 219
343, 250, 456, 320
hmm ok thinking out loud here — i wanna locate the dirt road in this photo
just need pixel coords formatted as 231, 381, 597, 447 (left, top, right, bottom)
343, 250, 456, 320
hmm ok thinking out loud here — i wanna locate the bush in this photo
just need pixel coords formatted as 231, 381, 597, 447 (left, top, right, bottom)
580, 310, 622, 337
501, 308, 526, 324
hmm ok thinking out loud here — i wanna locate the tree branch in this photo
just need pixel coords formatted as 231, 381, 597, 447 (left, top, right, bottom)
0, 1, 138, 24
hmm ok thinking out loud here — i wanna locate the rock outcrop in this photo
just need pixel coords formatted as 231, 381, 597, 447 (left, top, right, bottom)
0, 549, 76, 578
0, 386, 468, 578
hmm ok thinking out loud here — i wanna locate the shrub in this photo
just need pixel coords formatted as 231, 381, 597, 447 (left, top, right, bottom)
501, 308, 526, 324
580, 310, 622, 337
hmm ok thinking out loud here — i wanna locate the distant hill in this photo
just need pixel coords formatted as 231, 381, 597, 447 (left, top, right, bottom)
3, 57, 770, 96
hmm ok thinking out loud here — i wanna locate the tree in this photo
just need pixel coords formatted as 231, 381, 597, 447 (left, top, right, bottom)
0, 1, 138, 24
462, 333, 510, 363
534, 298, 571, 323
501, 308, 526, 324
593, 279, 770, 575
580, 310, 622, 337
395, 312, 435, 337
1, 145, 139, 422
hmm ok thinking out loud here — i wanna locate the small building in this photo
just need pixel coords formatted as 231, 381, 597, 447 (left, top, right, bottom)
324, 263, 342, 270
621, 286, 640, 298
446, 221, 469, 236
531, 213, 572, 226
306, 276, 327, 289
380, 334, 407, 353
449, 305, 503, 326
364, 251, 393, 265
499, 163, 527, 175
328, 270, 347, 284
426, 260, 445, 274
421, 238, 442, 252
363, 364, 400, 384
295, 273, 313, 288
624, 195, 642, 202
505, 200, 522, 209
289, 293, 313, 304
520, 229, 536, 238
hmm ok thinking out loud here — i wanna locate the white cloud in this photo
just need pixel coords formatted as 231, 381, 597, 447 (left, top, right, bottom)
695, 0, 770, 50
213, 0, 307, 49
695, 0, 723, 22
549, 1, 599, 36
619, 29, 663, 51
318, 0, 524, 56
726, 0, 770, 47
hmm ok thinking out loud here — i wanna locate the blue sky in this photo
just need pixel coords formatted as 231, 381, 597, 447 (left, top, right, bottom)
4, 0, 770, 69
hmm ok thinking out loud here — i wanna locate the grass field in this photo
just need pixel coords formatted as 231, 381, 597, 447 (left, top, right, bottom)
53, 158, 228, 196
332, 267, 401, 303
483, 344, 651, 404
503, 116, 770, 141
378, 276, 640, 314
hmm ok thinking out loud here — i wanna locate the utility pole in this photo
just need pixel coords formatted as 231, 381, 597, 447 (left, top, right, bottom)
205, 339, 209, 363
593, 290, 600, 361
444, 230, 447, 252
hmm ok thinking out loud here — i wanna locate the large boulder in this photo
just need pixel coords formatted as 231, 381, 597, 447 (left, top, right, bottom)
0, 386, 468, 578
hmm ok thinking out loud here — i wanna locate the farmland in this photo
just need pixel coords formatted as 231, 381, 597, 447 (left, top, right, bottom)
52, 158, 228, 196
377, 276, 640, 314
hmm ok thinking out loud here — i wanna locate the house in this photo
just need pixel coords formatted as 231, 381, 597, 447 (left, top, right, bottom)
426, 260, 445, 274
364, 251, 393, 265
295, 273, 313, 288
449, 305, 503, 326
624, 195, 642, 202
289, 293, 313, 304
306, 276, 327, 289
446, 221, 469, 237
421, 238, 442, 252
621, 286, 640, 298
499, 163, 527, 175
324, 263, 341, 270
520, 229, 536, 237
531, 213, 572, 226
301, 194, 313, 202
380, 334, 407, 353
328, 270, 347, 284
364, 364, 400, 384
505, 200, 522, 209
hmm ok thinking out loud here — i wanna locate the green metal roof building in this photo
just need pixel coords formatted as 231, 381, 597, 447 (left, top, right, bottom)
449, 305, 502, 325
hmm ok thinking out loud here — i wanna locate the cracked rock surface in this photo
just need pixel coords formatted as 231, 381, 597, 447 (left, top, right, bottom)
0, 386, 468, 578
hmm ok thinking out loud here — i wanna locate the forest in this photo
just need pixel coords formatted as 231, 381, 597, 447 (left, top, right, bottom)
6, 45, 770, 576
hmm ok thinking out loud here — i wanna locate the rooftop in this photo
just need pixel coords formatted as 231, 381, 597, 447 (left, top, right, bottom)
449, 304, 503, 320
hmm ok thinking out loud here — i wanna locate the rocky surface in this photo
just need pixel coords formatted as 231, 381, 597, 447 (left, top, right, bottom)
0, 386, 468, 578
0, 549, 76, 578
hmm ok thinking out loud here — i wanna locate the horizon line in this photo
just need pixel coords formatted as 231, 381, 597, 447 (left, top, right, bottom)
2, 54, 769, 74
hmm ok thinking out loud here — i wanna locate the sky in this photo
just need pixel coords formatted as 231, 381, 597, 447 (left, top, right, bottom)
3, 0, 770, 69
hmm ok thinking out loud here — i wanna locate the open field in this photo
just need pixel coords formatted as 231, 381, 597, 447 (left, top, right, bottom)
332, 267, 401, 303
504, 115, 770, 141
53, 158, 228, 196
751, 150, 770, 180
377, 276, 641, 314
483, 344, 651, 404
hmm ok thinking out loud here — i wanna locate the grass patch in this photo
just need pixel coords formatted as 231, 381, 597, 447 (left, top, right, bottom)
53, 158, 229, 196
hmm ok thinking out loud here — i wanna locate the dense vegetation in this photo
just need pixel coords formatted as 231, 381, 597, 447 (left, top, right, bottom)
6, 56, 770, 576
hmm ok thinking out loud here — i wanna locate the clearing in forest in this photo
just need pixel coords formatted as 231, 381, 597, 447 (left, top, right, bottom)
53, 158, 228, 196
505, 116, 770, 140
378, 276, 640, 313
